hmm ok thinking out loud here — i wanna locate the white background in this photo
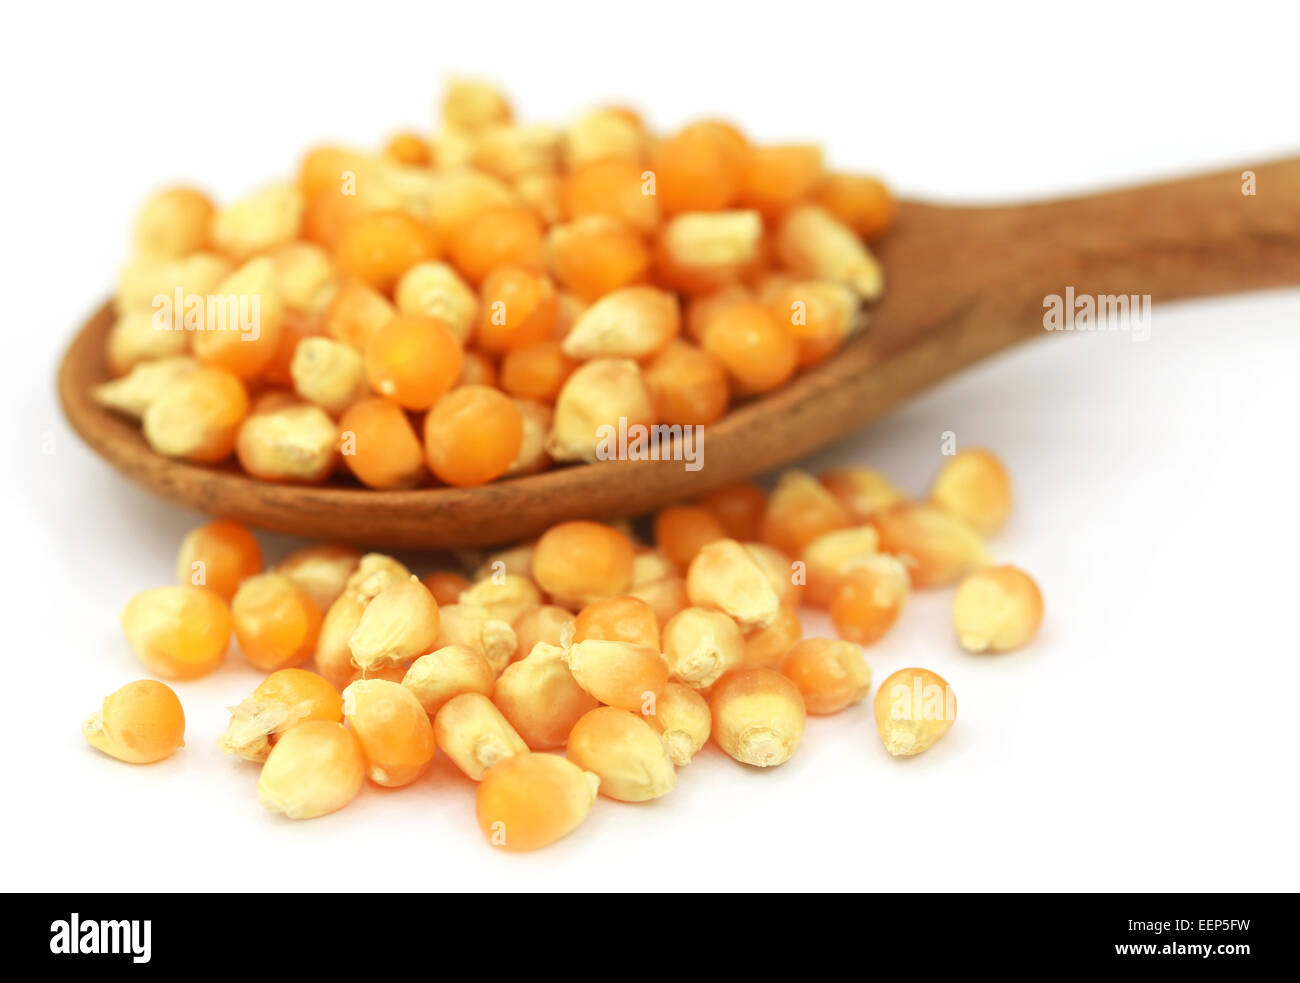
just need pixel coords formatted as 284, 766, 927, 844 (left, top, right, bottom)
3, 1, 1298, 892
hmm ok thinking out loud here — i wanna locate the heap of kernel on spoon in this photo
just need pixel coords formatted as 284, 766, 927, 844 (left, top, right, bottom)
92, 79, 893, 487
86, 449, 1044, 851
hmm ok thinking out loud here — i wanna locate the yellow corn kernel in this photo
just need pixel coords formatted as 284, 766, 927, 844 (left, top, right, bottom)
458, 573, 543, 626
564, 639, 669, 712
276, 544, 361, 611
532, 520, 636, 609
257, 720, 365, 819
402, 644, 496, 716
644, 682, 711, 765
821, 466, 907, 521
872, 503, 989, 588
175, 519, 263, 602
780, 638, 871, 715
219, 668, 343, 762
133, 187, 214, 259
507, 397, 553, 477
493, 643, 600, 749
315, 591, 365, 691
626, 549, 690, 626
93, 354, 198, 419
341, 678, 437, 787
425, 167, 518, 242
435, 604, 518, 675
775, 204, 883, 300
565, 108, 646, 168
476, 753, 598, 852
929, 448, 1014, 535
661, 606, 744, 690
742, 541, 803, 610
874, 667, 957, 757
761, 469, 852, 558
472, 541, 536, 581
120, 585, 230, 680
394, 261, 478, 344
685, 538, 781, 630
951, 565, 1043, 653
472, 123, 562, 181
512, 604, 577, 661
83, 680, 185, 764
560, 286, 680, 361
566, 707, 676, 802
211, 181, 304, 262
660, 210, 762, 270
268, 241, 336, 314
442, 78, 513, 132
434, 692, 529, 781
546, 358, 656, 463
116, 252, 231, 314
801, 525, 881, 607
142, 366, 249, 463
345, 553, 412, 602
743, 605, 803, 670
828, 554, 910, 645
231, 572, 323, 672
710, 668, 806, 767
235, 404, 338, 483
105, 310, 190, 375
349, 578, 441, 672
290, 337, 368, 416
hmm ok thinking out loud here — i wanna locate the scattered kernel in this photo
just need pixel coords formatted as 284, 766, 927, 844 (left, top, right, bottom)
951, 565, 1043, 653
710, 669, 806, 767
873, 667, 956, 757
83, 680, 185, 764
567, 707, 676, 802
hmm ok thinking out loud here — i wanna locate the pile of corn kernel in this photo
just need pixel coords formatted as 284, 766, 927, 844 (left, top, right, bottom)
93, 80, 894, 487
85, 449, 1044, 851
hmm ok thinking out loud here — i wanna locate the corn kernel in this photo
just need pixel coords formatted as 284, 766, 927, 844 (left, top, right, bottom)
348, 577, 440, 672
341, 678, 437, 787
459, 573, 543, 625
815, 173, 896, 241
493, 643, 599, 749
384, 130, 431, 166
257, 720, 365, 819
532, 520, 636, 608
563, 157, 658, 235
573, 595, 660, 651
507, 398, 554, 477
450, 205, 544, 285
565, 108, 646, 168
697, 482, 768, 541
83, 680, 185, 764
435, 603, 518, 675
456, 349, 499, 389
801, 525, 881, 607
662, 607, 744, 690
710, 668, 806, 767
643, 339, 729, 426
742, 604, 802, 669
561, 286, 679, 361
105, 310, 189, 375
741, 541, 803, 610
738, 145, 823, 220
653, 123, 747, 215
402, 644, 496, 716
121, 585, 230, 679
290, 337, 367, 416
211, 182, 304, 262
394, 261, 478, 343
929, 448, 1013, 535
512, 604, 576, 661
763, 279, 860, 368
92, 354, 198, 419
315, 591, 366, 691
276, 544, 361, 611
435, 692, 529, 781
951, 565, 1043, 653
236, 404, 338, 484
143, 366, 248, 463
423, 385, 524, 486
472, 124, 562, 181
515, 170, 564, 226
364, 314, 463, 411
566, 706, 675, 802
761, 469, 852, 558
475, 264, 558, 354
175, 519, 263, 602
426, 167, 519, 242
442, 78, 512, 132
268, 241, 336, 315
874, 667, 956, 757
700, 300, 797, 394
231, 572, 323, 672
820, 467, 907, 521
547, 215, 650, 301
775, 205, 883, 301
325, 277, 395, 351
655, 505, 727, 575
335, 210, 439, 294
422, 570, 471, 607
659, 210, 762, 273
564, 639, 668, 712
828, 554, 910, 645
116, 251, 231, 314
476, 753, 598, 852
134, 187, 214, 259
644, 681, 711, 765
337, 396, 426, 490
546, 358, 656, 463
500, 339, 577, 403
780, 638, 871, 715
345, 553, 412, 600
872, 503, 989, 588
219, 668, 343, 762
685, 538, 781, 630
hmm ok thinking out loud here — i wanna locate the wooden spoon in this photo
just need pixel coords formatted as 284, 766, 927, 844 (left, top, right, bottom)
59, 158, 1300, 548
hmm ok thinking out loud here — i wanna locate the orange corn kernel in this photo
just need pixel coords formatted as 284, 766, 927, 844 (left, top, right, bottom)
829, 555, 910, 645
423, 385, 524, 486
872, 503, 989, 588
219, 668, 343, 762
700, 300, 797, 394
800, 525, 881, 607
342, 678, 437, 787
120, 585, 231, 680
874, 667, 956, 757
500, 339, 577, 403
928, 448, 1013, 536
231, 572, 323, 672
820, 466, 907, 521
457, 349, 499, 388
422, 571, 471, 607
710, 668, 806, 767
563, 157, 658, 234
951, 564, 1043, 653
654, 505, 727, 575
476, 753, 599, 852
335, 210, 439, 295
697, 482, 768, 542
566, 706, 676, 802
337, 397, 426, 489
738, 144, 824, 220
83, 680, 186, 765
533, 521, 636, 608
760, 469, 852, 558
815, 173, 896, 241
298, 145, 378, 199
573, 595, 660, 650
564, 639, 669, 711
652, 125, 747, 215
763, 279, 859, 368
175, 519, 263, 602
742, 604, 802, 670
324, 277, 396, 351
512, 604, 577, 661
450, 205, 544, 285
384, 131, 432, 166
363, 313, 463, 411
546, 216, 650, 301
475, 265, 559, 354
642, 340, 729, 426
781, 638, 871, 715
494, 643, 600, 749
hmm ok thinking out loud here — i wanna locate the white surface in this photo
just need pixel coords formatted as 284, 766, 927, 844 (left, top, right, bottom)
3, 2, 1298, 892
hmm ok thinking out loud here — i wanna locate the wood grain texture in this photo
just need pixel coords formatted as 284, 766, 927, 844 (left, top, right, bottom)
59, 158, 1300, 548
